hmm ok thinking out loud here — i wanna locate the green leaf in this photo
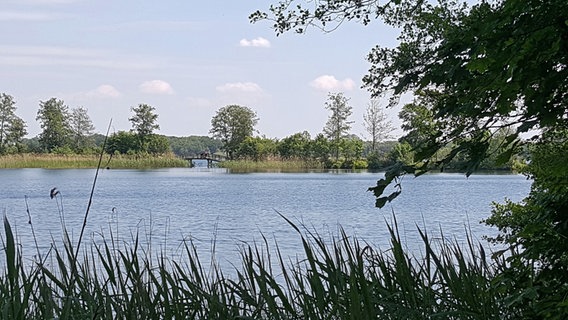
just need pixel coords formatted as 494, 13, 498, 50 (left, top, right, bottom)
3, 215, 16, 284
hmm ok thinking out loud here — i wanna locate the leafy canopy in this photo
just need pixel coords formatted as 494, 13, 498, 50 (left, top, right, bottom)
210, 105, 259, 160
36, 98, 72, 153
0, 93, 27, 154
129, 103, 161, 152
323, 92, 354, 160
252, 0, 568, 206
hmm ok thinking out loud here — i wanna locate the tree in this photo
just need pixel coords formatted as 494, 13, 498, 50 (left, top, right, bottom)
363, 99, 394, 152
36, 98, 72, 153
278, 131, 311, 160
210, 105, 259, 160
340, 135, 364, 161
146, 134, 171, 155
129, 104, 160, 152
106, 131, 138, 154
235, 136, 277, 161
70, 107, 95, 152
310, 133, 330, 163
0, 93, 27, 154
253, 0, 568, 204
484, 129, 568, 317
323, 92, 354, 160
362, 0, 568, 205
5, 117, 27, 153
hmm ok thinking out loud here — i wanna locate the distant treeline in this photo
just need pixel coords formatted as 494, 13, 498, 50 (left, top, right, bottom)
14, 133, 521, 171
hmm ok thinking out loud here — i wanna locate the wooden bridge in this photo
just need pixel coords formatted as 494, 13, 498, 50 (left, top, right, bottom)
184, 153, 226, 168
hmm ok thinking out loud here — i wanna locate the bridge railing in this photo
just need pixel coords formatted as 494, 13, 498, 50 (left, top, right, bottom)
185, 153, 227, 161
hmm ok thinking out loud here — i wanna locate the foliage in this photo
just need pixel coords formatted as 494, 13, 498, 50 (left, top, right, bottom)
323, 92, 354, 160
252, 0, 568, 203
388, 141, 415, 167
249, 0, 414, 34
235, 136, 278, 161
363, 99, 394, 152
398, 94, 438, 150
106, 130, 170, 156
398, 95, 524, 171
310, 133, 331, 162
225, 131, 384, 169
366, 0, 567, 204
484, 129, 568, 318
479, 127, 521, 170
0, 93, 27, 154
365, 141, 397, 170
167, 135, 223, 157
129, 104, 160, 152
277, 131, 311, 160
146, 134, 171, 155
340, 135, 364, 161
69, 107, 95, 153
210, 105, 259, 160
36, 98, 72, 153
106, 131, 138, 155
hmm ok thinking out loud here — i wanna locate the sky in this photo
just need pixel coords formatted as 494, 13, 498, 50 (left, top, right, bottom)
1, 0, 404, 140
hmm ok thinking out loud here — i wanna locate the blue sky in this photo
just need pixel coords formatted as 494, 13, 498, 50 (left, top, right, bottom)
1, 0, 403, 139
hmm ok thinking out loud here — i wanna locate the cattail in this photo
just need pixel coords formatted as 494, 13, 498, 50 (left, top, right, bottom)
50, 187, 59, 199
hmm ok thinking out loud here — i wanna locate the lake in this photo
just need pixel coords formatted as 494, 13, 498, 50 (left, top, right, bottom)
0, 168, 531, 266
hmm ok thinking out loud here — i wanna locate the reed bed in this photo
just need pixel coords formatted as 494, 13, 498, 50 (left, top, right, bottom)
0, 153, 188, 169
221, 159, 325, 172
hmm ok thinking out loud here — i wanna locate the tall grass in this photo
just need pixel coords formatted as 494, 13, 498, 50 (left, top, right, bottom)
0, 209, 517, 319
0, 153, 188, 169
221, 159, 325, 172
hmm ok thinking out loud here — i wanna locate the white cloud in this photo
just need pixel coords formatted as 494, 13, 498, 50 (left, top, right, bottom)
61, 85, 121, 101
239, 37, 271, 48
215, 82, 269, 106
216, 82, 263, 94
310, 75, 356, 91
139, 80, 174, 95
90, 85, 121, 98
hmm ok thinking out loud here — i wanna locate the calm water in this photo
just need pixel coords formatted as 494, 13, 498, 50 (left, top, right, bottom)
0, 168, 531, 265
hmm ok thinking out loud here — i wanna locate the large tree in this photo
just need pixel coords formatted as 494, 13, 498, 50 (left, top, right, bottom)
70, 106, 95, 152
36, 98, 72, 153
129, 103, 160, 152
210, 105, 259, 160
252, 0, 568, 204
363, 99, 394, 152
323, 92, 354, 160
0, 93, 27, 154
